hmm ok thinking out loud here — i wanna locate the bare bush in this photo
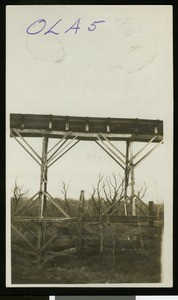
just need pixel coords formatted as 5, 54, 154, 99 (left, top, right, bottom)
12, 181, 29, 212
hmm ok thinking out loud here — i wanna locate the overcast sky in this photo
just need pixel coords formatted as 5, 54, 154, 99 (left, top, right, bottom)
6, 5, 173, 203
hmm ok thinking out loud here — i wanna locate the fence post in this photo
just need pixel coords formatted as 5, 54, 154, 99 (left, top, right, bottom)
148, 201, 154, 227
76, 190, 85, 251
99, 214, 104, 254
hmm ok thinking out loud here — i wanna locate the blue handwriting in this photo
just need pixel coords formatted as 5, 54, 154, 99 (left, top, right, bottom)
26, 18, 105, 35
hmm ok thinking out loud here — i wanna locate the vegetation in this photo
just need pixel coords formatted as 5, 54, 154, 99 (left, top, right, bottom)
10, 179, 164, 284
11, 223, 163, 284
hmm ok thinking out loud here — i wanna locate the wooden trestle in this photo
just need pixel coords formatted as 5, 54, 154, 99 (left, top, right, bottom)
10, 114, 163, 266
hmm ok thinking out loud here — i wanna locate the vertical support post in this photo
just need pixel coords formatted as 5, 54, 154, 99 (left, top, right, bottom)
37, 135, 48, 268
76, 190, 85, 251
99, 207, 104, 254
148, 201, 154, 227
39, 136, 48, 219
112, 224, 115, 269
124, 142, 130, 216
37, 223, 43, 268
43, 136, 48, 219
129, 141, 136, 216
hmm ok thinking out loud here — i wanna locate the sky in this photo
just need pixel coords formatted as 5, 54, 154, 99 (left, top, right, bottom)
6, 5, 173, 203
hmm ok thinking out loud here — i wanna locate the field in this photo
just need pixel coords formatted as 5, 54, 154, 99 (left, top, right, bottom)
11, 223, 163, 284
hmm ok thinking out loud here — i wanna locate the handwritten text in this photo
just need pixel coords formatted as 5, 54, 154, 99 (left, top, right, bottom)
26, 18, 106, 35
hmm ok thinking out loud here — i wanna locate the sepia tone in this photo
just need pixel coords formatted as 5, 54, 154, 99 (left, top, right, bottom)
6, 5, 173, 287
10, 114, 163, 284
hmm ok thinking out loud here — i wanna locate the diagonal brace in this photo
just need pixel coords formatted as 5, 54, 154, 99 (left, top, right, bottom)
102, 195, 125, 216
45, 191, 71, 218
20, 222, 38, 239
99, 133, 134, 166
11, 223, 36, 251
48, 140, 80, 168
47, 135, 79, 164
11, 130, 41, 166
98, 136, 126, 166
11, 128, 42, 161
95, 140, 125, 170
132, 136, 157, 160
133, 140, 163, 169
14, 191, 40, 215
47, 131, 72, 154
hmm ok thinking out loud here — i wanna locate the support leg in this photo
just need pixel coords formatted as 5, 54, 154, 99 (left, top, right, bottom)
76, 190, 85, 252
129, 141, 136, 216
37, 136, 48, 267
124, 142, 130, 216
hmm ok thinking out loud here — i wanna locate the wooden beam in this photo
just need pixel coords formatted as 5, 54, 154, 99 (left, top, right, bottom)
47, 135, 79, 164
19, 222, 38, 239
133, 140, 163, 169
10, 130, 41, 165
14, 191, 40, 215
97, 136, 126, 166
47, 131, 72, 154
76, 190, 85, 251
11, 128, 42, 161
39, 235, 57, 252
95, 141, 125, 170
11, 224, 36, 251
10, 128, 163, 143
10, 113, 163, 143
132, 135, 157, 159
13, 216, 74, 222
46, 191, 71, 218
48, 140, 80, 168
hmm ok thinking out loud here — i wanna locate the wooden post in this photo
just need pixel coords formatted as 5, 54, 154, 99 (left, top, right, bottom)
37, 136, 48, 267
112, 224, 115, 268
37, 223, 43, 268
124, 142, 130, 216
129, 141, 136, 216
99, 212, 104, 254
148, 201, 154, 227
39, 136, 48, 219
76, 190, 85, 251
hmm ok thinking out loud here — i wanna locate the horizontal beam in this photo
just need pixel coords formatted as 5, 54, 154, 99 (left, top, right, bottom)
83, 215, 151, 223
12, 216, 75, 222
10, 129, 163, 143
12, 214, 151, 223
10, 113, 163, 143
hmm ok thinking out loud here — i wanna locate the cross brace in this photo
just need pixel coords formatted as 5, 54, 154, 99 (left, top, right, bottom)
11, 128, 163, 266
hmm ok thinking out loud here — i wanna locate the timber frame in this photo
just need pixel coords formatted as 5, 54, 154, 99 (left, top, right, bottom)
10, 113, 163, 266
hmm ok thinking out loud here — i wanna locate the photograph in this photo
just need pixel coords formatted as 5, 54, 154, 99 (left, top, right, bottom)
6, 5, 173, 287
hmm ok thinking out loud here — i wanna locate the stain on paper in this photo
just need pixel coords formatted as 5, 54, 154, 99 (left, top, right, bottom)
119, 32, 158, 73
25, 35, 65, 63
